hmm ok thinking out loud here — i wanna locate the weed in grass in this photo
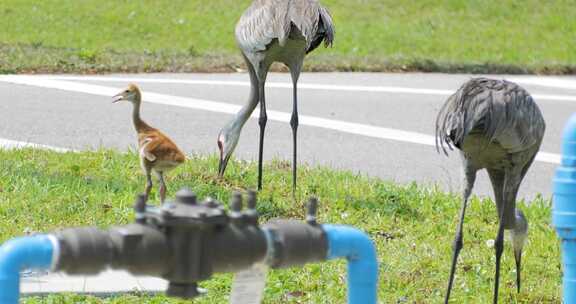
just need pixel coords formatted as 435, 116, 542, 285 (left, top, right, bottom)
77, 49, 99, 64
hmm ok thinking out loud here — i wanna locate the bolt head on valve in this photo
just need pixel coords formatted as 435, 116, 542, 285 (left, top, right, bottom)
306, 197, 319, 225
175, 189, 197, 205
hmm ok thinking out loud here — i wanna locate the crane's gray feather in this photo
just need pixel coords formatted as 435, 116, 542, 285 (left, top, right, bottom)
306, 5, 335, 53
235, 0, 334, 54
435, 78, 545, 155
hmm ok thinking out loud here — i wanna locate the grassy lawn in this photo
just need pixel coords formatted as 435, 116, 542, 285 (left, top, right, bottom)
0, 148, 560, 303
0, 0, 574, 74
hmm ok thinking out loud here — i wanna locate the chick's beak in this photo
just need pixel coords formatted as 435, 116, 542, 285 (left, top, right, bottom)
112, 92, 124, 103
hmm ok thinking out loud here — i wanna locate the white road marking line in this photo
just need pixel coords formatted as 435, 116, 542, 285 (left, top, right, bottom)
509, 77, 576, 90
0, 75, 561, 164
34, 75, 576, 102
537, 152, 562, 164
26, 75, 458, 95
0, 138, 72, 152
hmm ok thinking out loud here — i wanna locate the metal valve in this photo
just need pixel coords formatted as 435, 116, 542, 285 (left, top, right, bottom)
51, 189, 328, 300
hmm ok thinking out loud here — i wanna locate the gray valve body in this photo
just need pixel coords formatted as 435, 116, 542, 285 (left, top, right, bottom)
51, 189, 327, 299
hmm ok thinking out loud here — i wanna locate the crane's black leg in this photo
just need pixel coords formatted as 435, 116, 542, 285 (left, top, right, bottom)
157, 171, 166, 204
257, 79, 267, 191
289, 67, 300, 197
445, 166, 476, 304
493, 206, 506, 304
144, 170, 152, 202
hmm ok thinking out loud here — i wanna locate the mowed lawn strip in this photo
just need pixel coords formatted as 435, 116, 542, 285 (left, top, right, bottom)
0, 149, 560, 303
0, 0, 574, 74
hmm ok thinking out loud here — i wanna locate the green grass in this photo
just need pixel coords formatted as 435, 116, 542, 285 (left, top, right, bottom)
0, 0, 574, 74
0, 148, 560, 303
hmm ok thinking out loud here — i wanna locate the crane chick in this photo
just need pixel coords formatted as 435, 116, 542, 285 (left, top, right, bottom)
113, 84, 185, 204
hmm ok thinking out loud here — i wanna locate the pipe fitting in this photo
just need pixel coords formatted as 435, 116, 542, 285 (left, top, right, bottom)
52, 224, 169, 276
0, 235, 57, 304
263, 219, 327, 268
323, 224, 378, 304
554, 113, 576, 303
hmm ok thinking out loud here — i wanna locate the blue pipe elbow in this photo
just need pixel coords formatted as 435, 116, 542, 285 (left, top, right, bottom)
0, 235, 57, 304
553, 113, 576, 303
323, 224, 378, 304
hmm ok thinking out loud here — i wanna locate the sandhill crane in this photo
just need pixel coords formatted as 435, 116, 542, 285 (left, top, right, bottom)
113, 84, 186, 203
435, 78, 545, 303
217, 0, 335, 193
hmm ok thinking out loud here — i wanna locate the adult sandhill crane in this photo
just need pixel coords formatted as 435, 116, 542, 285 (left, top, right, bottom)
435, 78, 545, 303
217, 0, 335, 193
113, 84, 186, 203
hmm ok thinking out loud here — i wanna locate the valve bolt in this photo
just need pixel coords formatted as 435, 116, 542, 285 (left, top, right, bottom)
175, 189, 197, 205
306, 197, 319, 225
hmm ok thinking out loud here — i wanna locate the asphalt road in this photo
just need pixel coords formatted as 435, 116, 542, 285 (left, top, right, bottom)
1, 72, 575, 201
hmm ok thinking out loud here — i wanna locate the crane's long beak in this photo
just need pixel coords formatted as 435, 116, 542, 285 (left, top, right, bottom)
514, 248, 522, 293
218, 153, 230, 178
112, 92, 124, 103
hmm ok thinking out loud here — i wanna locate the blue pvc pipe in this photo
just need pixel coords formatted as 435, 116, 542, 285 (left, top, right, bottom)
554, 113, 576, 303
323, 224, 378, 304
0, 235, 55, 304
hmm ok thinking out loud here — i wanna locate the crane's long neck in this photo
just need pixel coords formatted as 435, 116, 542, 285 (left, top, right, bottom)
131, 98, 150, 133
511, 209, 528, 248
511, 208, 528, 293
227, 66, 260, 136
234, 91, 258, 130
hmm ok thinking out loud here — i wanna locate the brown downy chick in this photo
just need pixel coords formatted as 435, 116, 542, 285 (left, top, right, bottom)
113, 84, 185, 203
